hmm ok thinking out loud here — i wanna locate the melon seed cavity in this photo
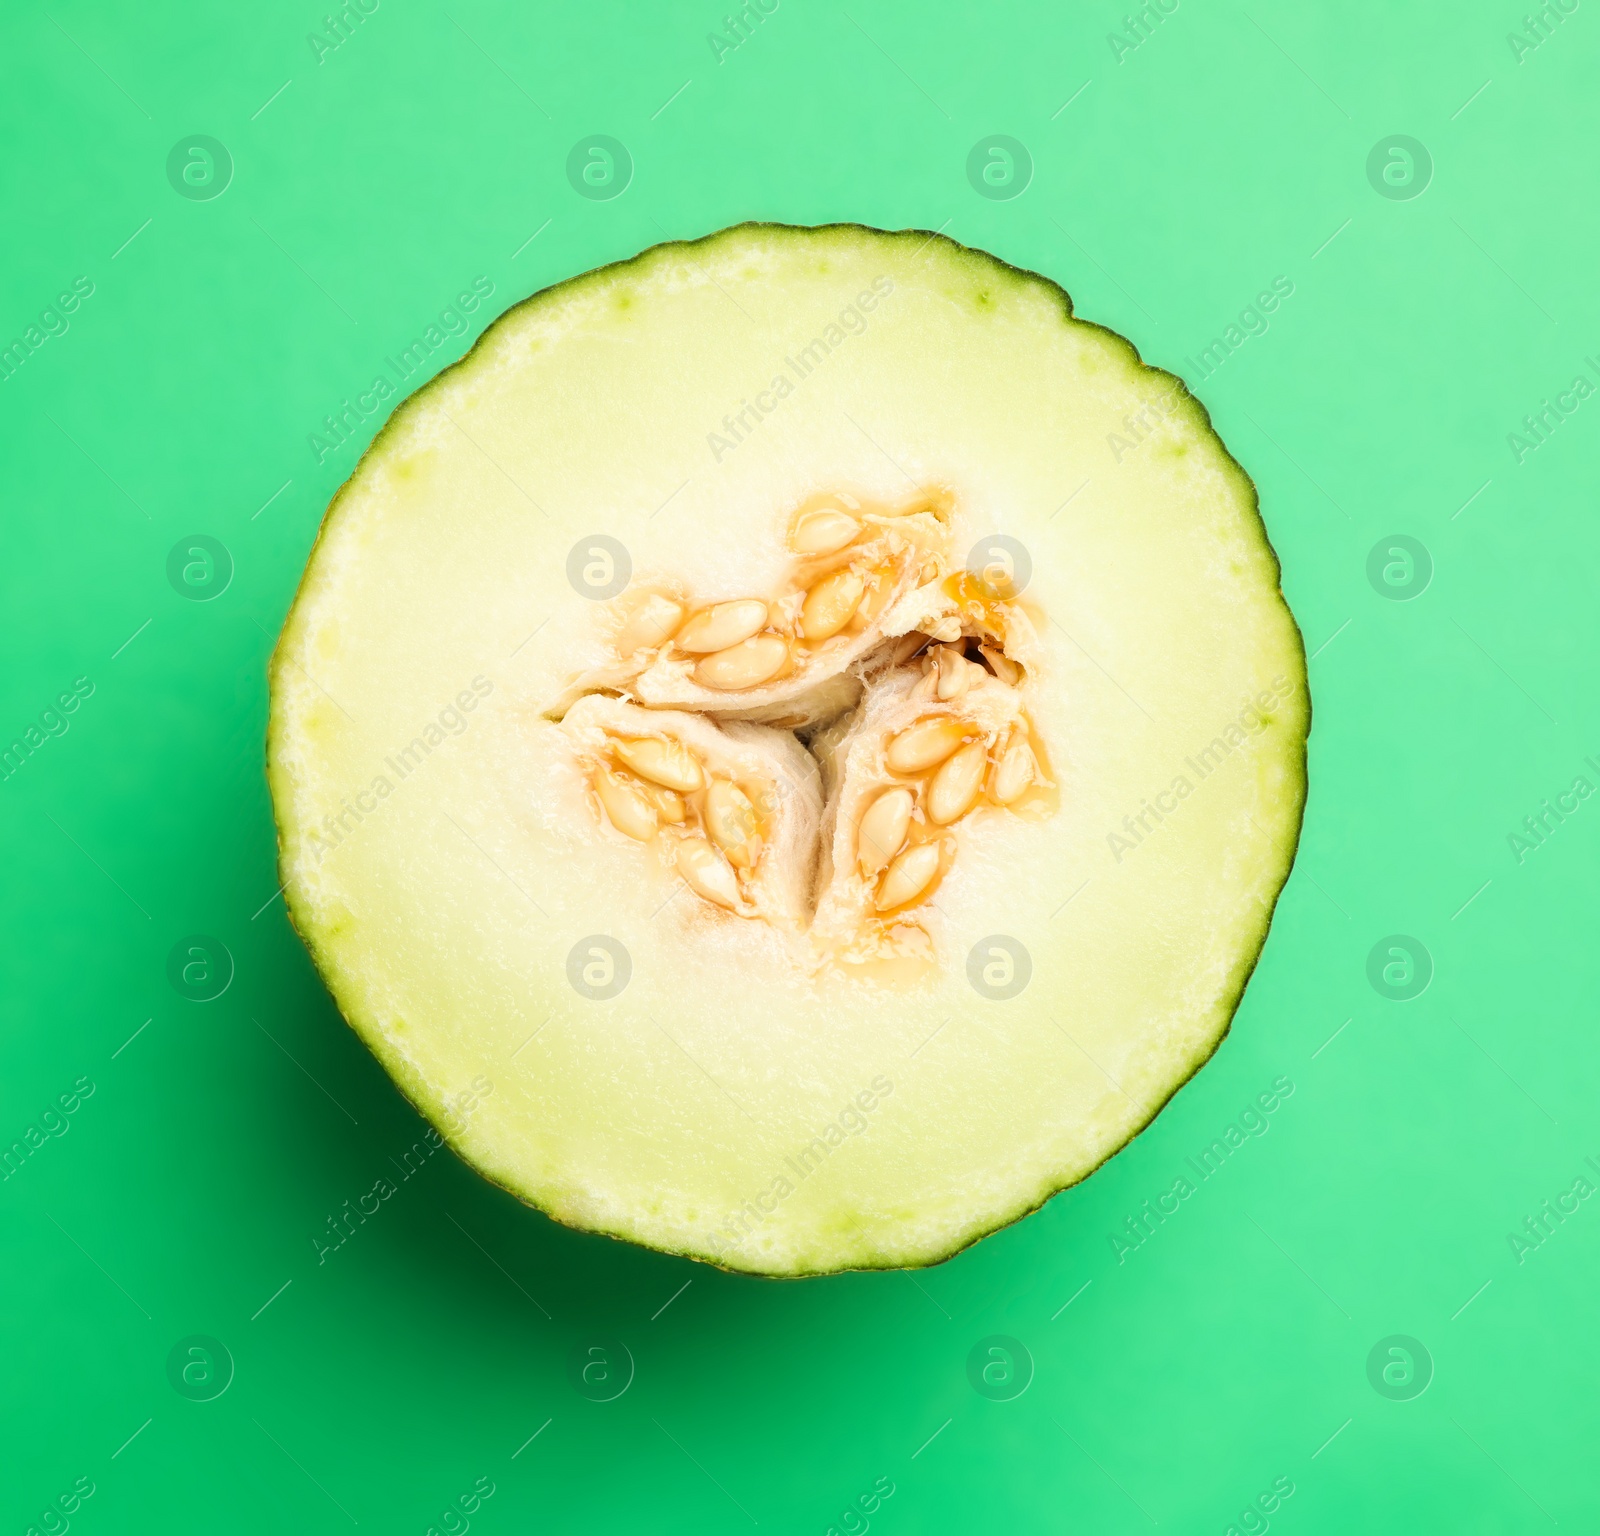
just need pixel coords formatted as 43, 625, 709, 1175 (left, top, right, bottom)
557, 492, 1052, 965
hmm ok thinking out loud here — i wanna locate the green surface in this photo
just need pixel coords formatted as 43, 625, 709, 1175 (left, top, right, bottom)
1, 0, 1594, 1529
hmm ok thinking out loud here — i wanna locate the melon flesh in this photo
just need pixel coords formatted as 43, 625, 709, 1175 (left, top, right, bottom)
268, 223, 1307, 1277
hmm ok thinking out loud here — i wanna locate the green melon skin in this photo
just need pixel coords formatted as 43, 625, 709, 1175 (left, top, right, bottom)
268, 222, 1308, 1278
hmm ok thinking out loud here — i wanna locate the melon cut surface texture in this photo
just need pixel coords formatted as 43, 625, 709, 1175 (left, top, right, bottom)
269, 223, 1308, 1277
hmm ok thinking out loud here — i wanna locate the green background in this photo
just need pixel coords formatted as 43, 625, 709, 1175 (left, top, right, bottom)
3, 0, 1595, 1529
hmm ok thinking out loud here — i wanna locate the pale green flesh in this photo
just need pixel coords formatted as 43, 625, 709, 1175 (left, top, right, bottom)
269, 224, 1307, 1277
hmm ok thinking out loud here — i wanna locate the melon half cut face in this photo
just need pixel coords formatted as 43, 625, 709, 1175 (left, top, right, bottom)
269, 223, 1307, 1277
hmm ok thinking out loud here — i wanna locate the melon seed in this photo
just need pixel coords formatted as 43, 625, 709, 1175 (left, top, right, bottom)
615, 594, 684, 655
890, 631, 931, 667
991, 736, 1036, 805
885, 715, 968, 774
801, 568, 867, 641
643, 783, 687, 824
857, 786, 914, 876
979, 644, 1022, 686
613, 736, 705, 793
927, 742, 986, 825
875, 840, 944, 912
675, 599, 769, 654
695, 634, 789, 691
596, 768, 658, 842
705, 779, 760, 867
791, 509, 860, 555
935, 648, 972, 700
675, 836, 742, 910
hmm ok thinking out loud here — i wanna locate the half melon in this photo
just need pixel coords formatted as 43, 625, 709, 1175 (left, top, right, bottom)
268, 223, 1307, 1276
